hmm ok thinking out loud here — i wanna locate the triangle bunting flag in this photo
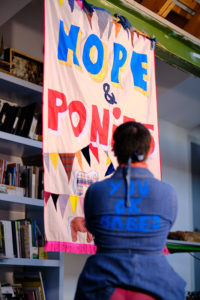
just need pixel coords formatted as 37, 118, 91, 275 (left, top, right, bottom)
68, 0, 75, 12
113, 21, 121, 38
105, 162, 115, 176
70, 195, 79, 214
81, 145, 91, 166
76, 0, 83, 10
106, 156, 111, 166
86, 12, 93, 29
59, 153, 75, 182
89, 143, 99, 163
76, 151, 83, 171
44, 191, 51, 204
130, 30, 134, 47
59, 194, 69, 218
96, 9, 109, 39
49, 153, 59, 170
51, 193, 59, 210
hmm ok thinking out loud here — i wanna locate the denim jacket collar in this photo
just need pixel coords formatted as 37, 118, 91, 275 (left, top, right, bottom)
113, 166, 154, 179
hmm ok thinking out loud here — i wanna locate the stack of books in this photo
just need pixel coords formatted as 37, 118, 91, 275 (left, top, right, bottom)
0, 99, 42, 141
0, 219, 46, 259
0, 271, 46, 300
0, 159, 43, 199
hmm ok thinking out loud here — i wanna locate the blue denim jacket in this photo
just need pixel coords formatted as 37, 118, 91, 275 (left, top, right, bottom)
75, 167, 186, 300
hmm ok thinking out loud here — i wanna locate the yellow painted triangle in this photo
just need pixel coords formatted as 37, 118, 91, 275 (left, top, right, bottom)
70, 195, 79, 214
106, 156, 111, 166
59, 0, 64, 6
76, 151, 83, 171
49, 153, 59, 170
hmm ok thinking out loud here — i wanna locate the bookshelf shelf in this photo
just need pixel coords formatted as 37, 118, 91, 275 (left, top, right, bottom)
0, 70, 64, 300
0, 71, 42, 105
0, 131, 42, 157
0, 72, 43, 92
0, 195, 43, 213
0, 258, 60, 267
0, 194, 43, 206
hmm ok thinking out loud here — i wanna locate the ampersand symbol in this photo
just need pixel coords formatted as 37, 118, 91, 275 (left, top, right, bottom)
103, 83, 117, 105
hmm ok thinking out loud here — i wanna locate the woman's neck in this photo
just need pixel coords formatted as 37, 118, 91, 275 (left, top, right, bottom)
119, 162, 148, 168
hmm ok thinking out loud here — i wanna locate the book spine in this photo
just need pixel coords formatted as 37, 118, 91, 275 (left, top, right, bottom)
29, 223, 33, 259
28, 166, 33, 198
21, 224, 30, 258
1, 220, 14, 258
11, 107, 22, 135
0, 222, 5, 257
11, 220, 18, 257
15, 221, 21, 258
28, 116, 39, 140
20, 225, 25, 258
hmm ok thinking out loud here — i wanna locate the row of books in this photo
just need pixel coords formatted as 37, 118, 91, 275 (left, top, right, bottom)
0, 219, 46, 260
0, 99, 42, 141
0, 159, 43, 199
0, 271, 46, 300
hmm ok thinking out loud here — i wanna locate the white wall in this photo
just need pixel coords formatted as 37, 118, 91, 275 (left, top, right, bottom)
159, 119, 194, 292
63, 253, 90, 299
0, 0, 44, 60
159, 119, 193, 232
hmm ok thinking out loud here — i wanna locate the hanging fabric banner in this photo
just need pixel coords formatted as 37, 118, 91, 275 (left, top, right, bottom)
43, 0, 161, 254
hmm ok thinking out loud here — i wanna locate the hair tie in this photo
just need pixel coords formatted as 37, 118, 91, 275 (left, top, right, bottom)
134, 152, 144, 161
123, 156, 132, 208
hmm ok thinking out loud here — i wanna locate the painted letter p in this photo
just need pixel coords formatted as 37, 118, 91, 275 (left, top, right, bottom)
48, 89, 67, 131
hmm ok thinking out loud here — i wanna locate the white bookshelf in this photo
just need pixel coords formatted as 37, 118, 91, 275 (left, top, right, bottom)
0, 131, 42, 157
0, 194, 44, 207
0, 258, 61, 267
0, 72, 43, 105
0, 71, 64, 300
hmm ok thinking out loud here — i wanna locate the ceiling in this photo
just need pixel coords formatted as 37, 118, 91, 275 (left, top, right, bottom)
133, 0, 200, 39
0, 0, 31, 28
0, 0, 200, 135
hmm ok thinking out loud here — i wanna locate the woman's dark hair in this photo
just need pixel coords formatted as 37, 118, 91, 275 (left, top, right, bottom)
113, 121, 151, 164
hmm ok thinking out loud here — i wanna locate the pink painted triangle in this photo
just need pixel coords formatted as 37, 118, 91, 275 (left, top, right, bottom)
59, 194, 69, 218
44, 191, 51, 204
76, 0, 83, 10
89, 143, 99, 163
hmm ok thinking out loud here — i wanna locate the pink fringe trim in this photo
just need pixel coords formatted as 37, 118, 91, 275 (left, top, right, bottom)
162, 246, 170, 255
45, 242, 169, 255
44, 241, 97, 254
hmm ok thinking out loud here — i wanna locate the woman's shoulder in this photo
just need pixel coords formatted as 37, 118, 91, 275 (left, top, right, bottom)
88, 176, 112, 193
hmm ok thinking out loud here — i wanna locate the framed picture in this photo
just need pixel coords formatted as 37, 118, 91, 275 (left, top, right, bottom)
3, 48, 43, 86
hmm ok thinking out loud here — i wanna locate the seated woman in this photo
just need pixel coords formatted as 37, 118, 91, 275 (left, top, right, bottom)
74, 121, 186, 300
